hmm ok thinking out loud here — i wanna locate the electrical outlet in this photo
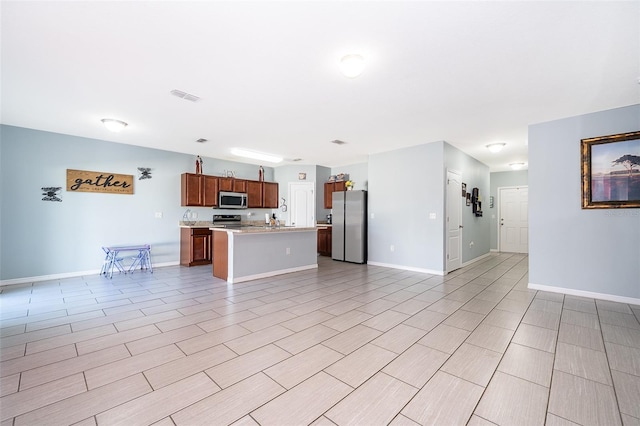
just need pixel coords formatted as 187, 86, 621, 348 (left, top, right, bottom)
286, 247, 290, 255
371, 213, 375, 219
469, 241, 474, 248
154, 212, 163, 219
390, 245, 395, 252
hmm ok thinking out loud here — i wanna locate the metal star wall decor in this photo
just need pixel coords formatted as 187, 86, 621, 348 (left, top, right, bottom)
42, 187, 62, 202
138, 167, 152, 180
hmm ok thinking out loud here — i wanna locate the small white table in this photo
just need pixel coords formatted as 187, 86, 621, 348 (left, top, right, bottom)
101, 244, 152, 278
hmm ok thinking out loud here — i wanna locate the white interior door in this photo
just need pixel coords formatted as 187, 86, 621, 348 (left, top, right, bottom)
446, 170, 462, 272
288, 182, 315, 227
499, 186, 529, 253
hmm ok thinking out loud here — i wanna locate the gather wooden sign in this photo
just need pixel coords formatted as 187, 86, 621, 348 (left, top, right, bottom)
66, 169, 134, 194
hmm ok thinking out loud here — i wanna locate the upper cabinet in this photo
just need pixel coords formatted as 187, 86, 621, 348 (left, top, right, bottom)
181, 173, 277, 209
202, 175, 219, 207
246, 180, 263, 208
181, 173, 218, 207
263, 181, 279, 208
219, 177, 246, 193
324, 181, 346, 209
247, 180, 279, 208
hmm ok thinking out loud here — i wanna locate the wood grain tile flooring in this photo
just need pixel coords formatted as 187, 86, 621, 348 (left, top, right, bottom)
1, 253, 639, 425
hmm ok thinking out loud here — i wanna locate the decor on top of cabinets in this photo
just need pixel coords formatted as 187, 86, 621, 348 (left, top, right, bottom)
259, 165, 264, 182
195, 156, 203, 174
138, 167, 152, 180
581, 131, 640, 209
42, 187, 62, 202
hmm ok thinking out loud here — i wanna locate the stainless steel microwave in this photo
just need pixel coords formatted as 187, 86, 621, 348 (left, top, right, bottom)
219, 191, 248, 209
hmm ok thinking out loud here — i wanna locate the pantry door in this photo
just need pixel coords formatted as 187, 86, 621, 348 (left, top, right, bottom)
289, 182, 315, 227
499, 186, 529, 253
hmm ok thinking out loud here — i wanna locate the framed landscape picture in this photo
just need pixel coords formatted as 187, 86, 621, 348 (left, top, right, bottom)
581, 131, 640, 209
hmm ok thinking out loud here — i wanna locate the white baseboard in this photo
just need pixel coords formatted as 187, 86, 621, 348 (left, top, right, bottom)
0, 261, 180, 287
490, 249, 499, 253
528, 282, 640, 306
229, 264, 318, 284
367, 261, 445, 276
461, 252, 491, 268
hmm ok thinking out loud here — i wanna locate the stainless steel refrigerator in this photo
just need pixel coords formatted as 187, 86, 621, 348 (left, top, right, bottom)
332, 190, 367, 263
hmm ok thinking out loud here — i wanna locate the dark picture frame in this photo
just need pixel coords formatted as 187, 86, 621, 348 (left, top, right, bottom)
461, 182, 467, 197
581, 131, 640, 209
466, 193, 471, 206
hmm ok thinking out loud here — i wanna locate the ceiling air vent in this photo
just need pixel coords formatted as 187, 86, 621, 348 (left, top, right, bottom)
196, 138, 208, 143
331, 139, 347, 145
170, 89, 201, 102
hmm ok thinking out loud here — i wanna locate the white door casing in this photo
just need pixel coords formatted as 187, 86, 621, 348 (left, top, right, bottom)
446, 170, 462, 272
499, 186, 529, 253
288, 182, 315, 227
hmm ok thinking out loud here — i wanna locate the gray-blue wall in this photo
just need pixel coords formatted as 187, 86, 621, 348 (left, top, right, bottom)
444, 143, 491, 263
368, 141, 490, 273
0, 125, 276, 281
489, 170, 529, 250
369, 142, 445, 272
529, 104, 640, 300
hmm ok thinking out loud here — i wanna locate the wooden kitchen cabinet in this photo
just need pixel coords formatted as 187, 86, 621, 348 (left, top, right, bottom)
317, 227, 332, 256
182, 173, 277, 209
180, 227, 212, 266
219, 177, 247, 193
202, 175, 218, 206
246, 180, 263, 208
181, 173, 218, 207
263, 181, 279, 208
324, 181, 346, 209
246, 180, 279, 208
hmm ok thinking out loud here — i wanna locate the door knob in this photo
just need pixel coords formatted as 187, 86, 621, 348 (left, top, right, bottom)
459, 225, 464, 229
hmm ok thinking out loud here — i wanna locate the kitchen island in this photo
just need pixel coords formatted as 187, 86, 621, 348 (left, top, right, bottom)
211, 226, 318, 283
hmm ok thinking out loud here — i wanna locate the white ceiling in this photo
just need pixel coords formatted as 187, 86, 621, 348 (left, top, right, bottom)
1, 1, 638, 171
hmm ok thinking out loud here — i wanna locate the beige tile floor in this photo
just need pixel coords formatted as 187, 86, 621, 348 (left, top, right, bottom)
1, 253, 639, 425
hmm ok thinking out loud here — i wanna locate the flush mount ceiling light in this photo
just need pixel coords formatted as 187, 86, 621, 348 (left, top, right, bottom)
230, 148, 283, 163
339, 54, 365, 78
509, 162, 526, 170
486, 143, 506, 153
101, 119, 128, 132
